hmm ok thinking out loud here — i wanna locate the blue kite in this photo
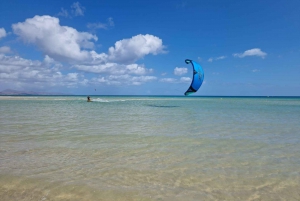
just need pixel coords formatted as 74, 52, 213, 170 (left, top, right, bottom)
184, 59, 204, 96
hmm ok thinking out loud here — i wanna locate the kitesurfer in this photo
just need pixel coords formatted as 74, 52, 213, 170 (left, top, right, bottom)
87, 96, 91, 102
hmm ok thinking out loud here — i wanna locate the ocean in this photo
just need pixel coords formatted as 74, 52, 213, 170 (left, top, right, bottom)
0, 96, 300, 201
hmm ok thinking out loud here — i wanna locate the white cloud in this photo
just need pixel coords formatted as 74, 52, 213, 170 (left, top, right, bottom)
0, 46, 11, 54
87, 18, 114, 30
252, 69, 260, 72
180, 77, 191, 83
92, 74, 157, 85
208, 56, 226, 62
66, 73, 78, 81
87, 22, 107, 30
130, 75, 157, 85
0, 28, 6, 39
160, 78, 177, 83
7, 16, 166, 89
12, 15, 166, 68
233, 48, 267, 58
126, 64, 153, 75
0, 53, 158, 88
71, 2, 85, 16
12, 15, 98, 62
174, 67, 188, 76
57, 2, 85, 18
216, 56, 226, 60
43, 55, 56, 64
108, 34, 166, 64
74, 63, 152, 75
0, 54, 41, 74
160, 77, 191, 83
0, 54, 85, 89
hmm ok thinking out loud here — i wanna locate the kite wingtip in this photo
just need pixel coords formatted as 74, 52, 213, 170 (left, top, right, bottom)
185, 59, 192, 64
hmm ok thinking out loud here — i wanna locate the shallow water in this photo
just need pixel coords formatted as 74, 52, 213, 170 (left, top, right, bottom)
0, 96, 300, 200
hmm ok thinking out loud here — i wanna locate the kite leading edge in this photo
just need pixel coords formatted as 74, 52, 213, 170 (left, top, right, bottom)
184, 59, 204, 96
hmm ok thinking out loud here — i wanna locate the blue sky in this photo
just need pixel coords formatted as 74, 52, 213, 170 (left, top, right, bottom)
0, 0, 299, 95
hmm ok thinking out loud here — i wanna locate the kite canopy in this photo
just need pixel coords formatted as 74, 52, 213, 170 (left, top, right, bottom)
184, 59, 204, 96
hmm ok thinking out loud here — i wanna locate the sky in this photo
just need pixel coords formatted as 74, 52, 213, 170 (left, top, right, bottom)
0, 0, 299, 96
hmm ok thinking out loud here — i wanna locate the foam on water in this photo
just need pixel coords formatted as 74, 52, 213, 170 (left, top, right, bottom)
91, 98, 126, 102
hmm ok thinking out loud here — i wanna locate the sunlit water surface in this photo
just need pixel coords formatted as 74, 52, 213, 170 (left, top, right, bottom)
0, 96, 300, 201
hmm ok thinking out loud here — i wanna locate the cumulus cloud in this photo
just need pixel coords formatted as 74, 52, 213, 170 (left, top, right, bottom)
0, 28, 6, 39
0, 53, 159, 88
0, 46, 11, 54
174, 67, 188, 76
65, 72, 79, 81
12, 15, 165, 68
43, 55, 56, 64
7, 15, 166, 89
233, 48, 267, 58
12, 15, 98, 62
0, 54, 83, 88
108, 34, 166, 64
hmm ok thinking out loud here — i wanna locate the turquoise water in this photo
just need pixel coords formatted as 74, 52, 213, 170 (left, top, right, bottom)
0, 96, 300, 200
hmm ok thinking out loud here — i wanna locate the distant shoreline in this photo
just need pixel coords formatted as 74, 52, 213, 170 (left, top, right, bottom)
0, 89, 72, 96
1, 95, 300, 98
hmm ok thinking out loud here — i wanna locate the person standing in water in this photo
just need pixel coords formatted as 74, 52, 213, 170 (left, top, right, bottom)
87, 96, 91, 102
